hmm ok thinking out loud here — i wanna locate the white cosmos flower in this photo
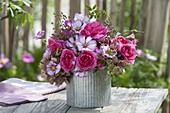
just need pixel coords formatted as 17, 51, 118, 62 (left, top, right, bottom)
76, 36, 97, 51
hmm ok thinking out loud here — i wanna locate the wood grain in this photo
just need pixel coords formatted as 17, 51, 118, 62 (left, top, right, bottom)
0, 88, 168, 113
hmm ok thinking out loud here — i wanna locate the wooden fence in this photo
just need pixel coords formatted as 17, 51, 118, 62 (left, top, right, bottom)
0, 0, 170, 112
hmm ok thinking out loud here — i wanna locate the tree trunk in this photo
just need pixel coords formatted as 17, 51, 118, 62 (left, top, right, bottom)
70, 0, 80, 19
138, 0, 147, 47
41, 0, 47, 47
9, 22, 16, 61
129, 0, 136, 30
55, 0, 60, 32
119, 0, 126, 32
2, 0, 10, 58
110, 0, 117, 27
23, 23, 30, 51
96, 0, 102, 21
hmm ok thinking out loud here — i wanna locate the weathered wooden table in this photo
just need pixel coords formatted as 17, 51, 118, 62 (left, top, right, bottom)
0, 87, 168, 113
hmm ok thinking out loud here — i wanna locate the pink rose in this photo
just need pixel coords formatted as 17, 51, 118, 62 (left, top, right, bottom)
119, 44, 136, 64
114, 36, 131, 44
76, 51, 97, 71
81, 21, 109, 41
60, 49, 75, 72
48, 38, 64, 52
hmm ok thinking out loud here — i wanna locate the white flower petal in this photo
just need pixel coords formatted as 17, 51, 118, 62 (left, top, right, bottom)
79, 36, 86, 44
82, 48, 91, 51
75, 20, 82, 27
78, 45, 83, 51
76, 14, 84, 21
86, 37, 92, 43
87, 44, 96, 51
66, 41, 73, 47
69, 37, 74, 43
78, 72, 87, 77
47, 70, 54, 76
74, 13, 79, 20
55, 64, 61, 74
84, 16, 89, 23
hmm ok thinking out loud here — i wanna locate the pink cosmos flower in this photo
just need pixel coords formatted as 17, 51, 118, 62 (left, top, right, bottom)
81, 21, 109, 41
76, 36, 96, 51
63, 20, 72, 36
37, 74, 46, 81
0, 54, 11, 68
48, 38, 65, 52
73, 13, 89, 23
101, 45, 117, 58
46, 61, 61, 76
34, 30, 45, 40
43, 48, 51, 59
136, 49, 143, 57
66, 37, 77, 51
76, 51, 97, 71
74, 66, 87, 77
72, 13, 89, 33
145, 53, 157, 61
22, 52, 35, 63
60, 49, 76, 72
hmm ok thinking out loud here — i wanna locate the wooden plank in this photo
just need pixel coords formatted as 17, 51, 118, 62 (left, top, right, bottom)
144, 0, 169, 53
55, 0, 60, 31
100, 88, 168, 113
67, 107, 100, 113
0, 88, 168, 113
84, 0, 90, 15
129, 0, 136, 30
69, 0, 80, 19
110, 0, 117, 27
138, 0, 147, 47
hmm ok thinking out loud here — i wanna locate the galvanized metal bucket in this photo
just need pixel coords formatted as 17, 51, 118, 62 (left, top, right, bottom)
66, 70, 111, 108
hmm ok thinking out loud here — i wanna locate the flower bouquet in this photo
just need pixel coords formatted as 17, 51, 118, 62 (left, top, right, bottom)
38, 9, 137, 108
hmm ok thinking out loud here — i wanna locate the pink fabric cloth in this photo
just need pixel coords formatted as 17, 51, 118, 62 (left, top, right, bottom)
0, 83, 47, 106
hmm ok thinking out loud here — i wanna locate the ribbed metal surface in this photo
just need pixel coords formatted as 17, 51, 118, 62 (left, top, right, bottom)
66, 70, 111, 108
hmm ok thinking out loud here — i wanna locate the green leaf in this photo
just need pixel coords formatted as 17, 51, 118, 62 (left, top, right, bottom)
21, 14, 27, 27
28, 13, 34, 30
8, 7, 14, 17
92, 5, 96, 10
85, 4, 92, 10
23, 0, 31, 7
10, 3, 22, 10
0, 2, 2, 13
